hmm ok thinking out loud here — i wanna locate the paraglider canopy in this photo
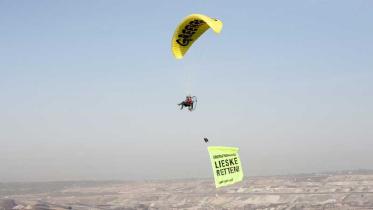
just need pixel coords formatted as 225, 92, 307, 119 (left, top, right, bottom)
171, 14, 223, 59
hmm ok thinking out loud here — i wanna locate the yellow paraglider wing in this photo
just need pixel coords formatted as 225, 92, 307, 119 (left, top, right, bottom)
171, 14, 223, 59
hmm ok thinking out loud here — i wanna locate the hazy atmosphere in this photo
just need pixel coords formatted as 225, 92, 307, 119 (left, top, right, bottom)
1, 0, 372, 182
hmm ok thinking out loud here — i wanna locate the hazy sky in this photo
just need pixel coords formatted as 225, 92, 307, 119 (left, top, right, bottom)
1, 0, 372, 182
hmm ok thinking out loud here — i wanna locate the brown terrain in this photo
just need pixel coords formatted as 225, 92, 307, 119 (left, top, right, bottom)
1, 170, 373, 210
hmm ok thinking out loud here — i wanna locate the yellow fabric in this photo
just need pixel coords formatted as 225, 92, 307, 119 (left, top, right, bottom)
208, 146, 244, 188
171, 14, 223, 59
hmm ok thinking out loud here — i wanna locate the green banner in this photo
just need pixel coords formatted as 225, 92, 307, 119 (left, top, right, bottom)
208, 146, 244, 188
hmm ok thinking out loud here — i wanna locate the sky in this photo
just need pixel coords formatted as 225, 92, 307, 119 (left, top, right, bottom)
0, 0, 372, 182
